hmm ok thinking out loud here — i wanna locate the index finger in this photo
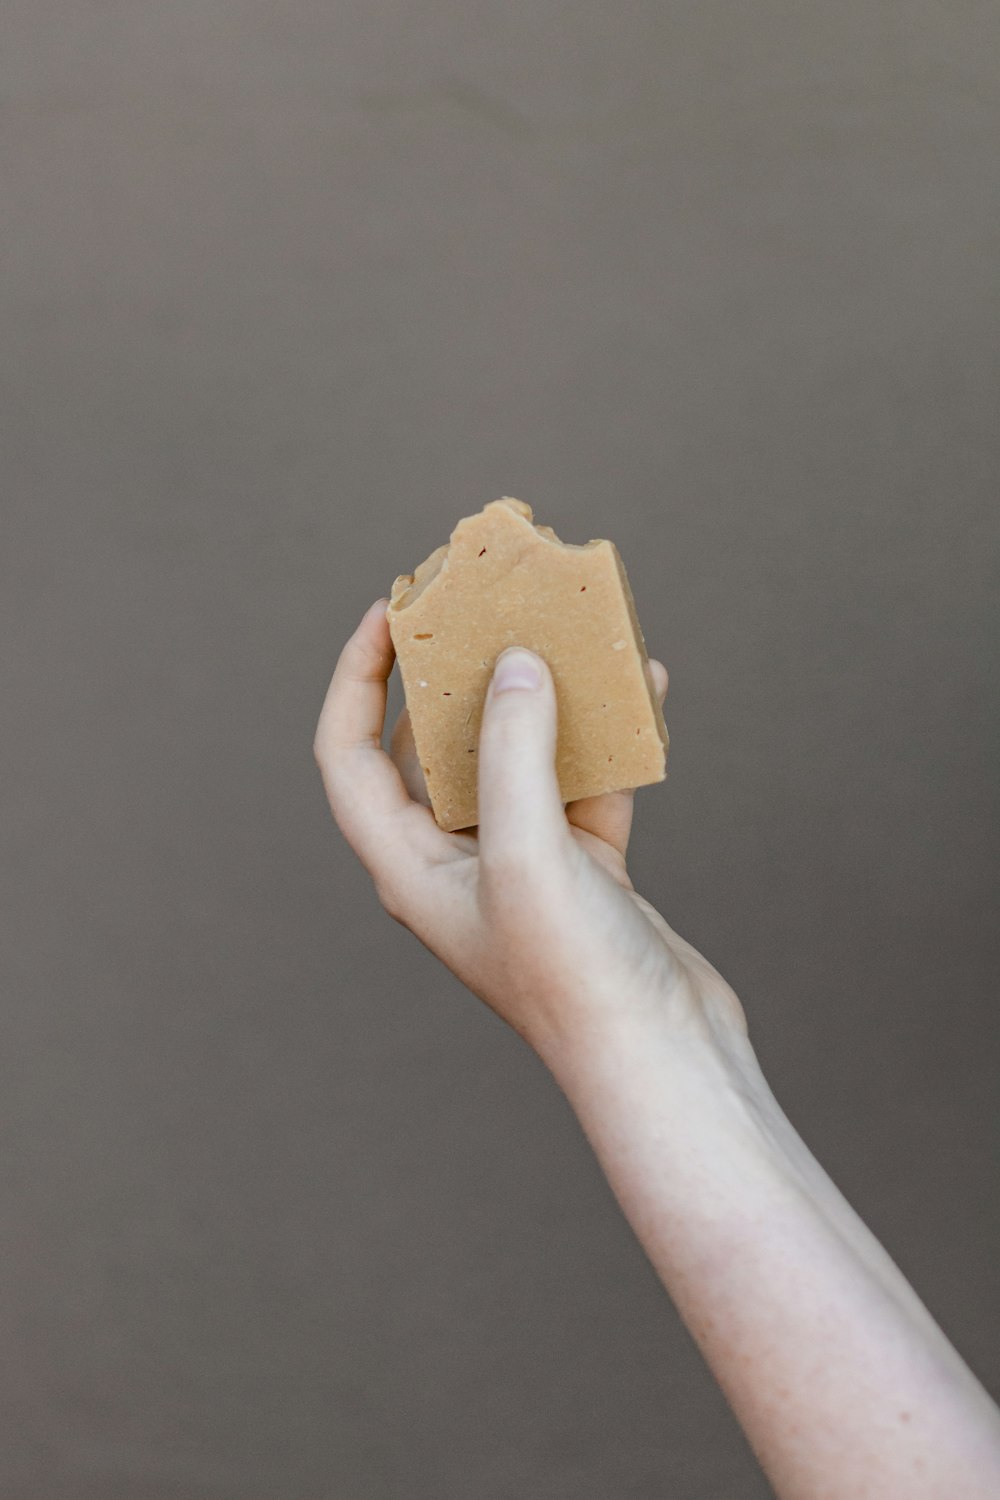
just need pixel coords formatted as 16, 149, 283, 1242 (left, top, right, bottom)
313, 598, 449, 890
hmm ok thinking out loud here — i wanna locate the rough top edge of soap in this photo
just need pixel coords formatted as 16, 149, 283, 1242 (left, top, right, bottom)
387, 497, 608, 613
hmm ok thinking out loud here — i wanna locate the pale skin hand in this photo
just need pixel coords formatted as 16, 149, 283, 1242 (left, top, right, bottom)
315, 597, 1000, 1500
313, 596, 746, 1064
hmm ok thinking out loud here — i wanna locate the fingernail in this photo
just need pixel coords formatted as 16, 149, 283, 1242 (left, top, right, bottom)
492, 648, 542, 693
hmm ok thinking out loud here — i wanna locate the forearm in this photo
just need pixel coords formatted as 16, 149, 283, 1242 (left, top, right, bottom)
542, 1008, 1000, 1500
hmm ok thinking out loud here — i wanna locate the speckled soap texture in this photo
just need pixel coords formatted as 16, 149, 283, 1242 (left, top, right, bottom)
387, 498, 669, 832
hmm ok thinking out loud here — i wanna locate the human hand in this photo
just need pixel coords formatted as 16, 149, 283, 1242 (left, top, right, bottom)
314, 598, 746, 1067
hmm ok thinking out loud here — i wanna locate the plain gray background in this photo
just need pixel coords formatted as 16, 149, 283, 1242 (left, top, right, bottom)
3, 3, 998, 1496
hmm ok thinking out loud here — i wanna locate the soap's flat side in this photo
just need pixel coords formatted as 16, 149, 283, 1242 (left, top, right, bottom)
389, 498, 538, 613
387, 500, 667, 832
387, 503, 538, 829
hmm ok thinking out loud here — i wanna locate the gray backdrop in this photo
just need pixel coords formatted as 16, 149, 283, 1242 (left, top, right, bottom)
3, 3, 998, 1496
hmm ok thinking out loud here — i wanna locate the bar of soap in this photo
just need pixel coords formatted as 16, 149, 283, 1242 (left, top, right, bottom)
386, 497, 669, 833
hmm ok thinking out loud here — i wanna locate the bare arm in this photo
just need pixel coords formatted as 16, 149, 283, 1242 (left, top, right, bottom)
543, 1010, 1000, 1498
315, 600, 1000, 1499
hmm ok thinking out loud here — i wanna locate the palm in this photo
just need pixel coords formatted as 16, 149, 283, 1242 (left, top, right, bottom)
316, 610, 745, 1039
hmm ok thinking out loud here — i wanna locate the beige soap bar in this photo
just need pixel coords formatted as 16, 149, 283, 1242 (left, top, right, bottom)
386, 497, 669, 832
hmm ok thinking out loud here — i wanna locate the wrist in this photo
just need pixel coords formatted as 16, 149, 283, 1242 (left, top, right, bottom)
537, 995, 810, 1214
538, 992, 880, 1281
538, 984, 763, 1126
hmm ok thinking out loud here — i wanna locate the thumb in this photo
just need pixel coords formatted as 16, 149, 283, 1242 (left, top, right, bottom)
476, 647, 572, 870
